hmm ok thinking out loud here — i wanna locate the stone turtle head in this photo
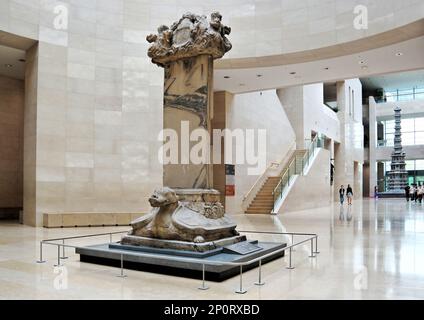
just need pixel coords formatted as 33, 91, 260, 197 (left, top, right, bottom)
148, 187, 178, 207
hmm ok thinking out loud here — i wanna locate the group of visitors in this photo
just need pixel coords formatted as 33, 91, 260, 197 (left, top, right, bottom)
339, 184, 354, 205
404, 184, 424, 203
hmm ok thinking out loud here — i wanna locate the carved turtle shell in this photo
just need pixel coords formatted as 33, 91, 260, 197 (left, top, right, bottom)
172, 204, 238, 241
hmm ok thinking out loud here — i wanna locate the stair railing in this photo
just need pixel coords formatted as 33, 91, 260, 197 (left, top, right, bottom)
242, 142, 296, 211
272, 134, 324, 213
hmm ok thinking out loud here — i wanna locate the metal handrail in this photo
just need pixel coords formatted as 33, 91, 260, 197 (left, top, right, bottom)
272, 134, 323, 213
272, 154, 296, 196
36, 229, 319, 294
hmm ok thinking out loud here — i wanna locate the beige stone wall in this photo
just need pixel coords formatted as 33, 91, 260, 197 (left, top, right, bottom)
23, 43, 38, 226
0, 75, 24, 210
225, 89, 296, 214
334, 79, 364, 200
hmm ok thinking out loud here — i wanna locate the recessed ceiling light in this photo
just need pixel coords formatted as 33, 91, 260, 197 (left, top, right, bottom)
239, 83, 245, 86
358, 60, 365, 65
289, 71, 296, 75
4, 64, 13, 68
223, 75, 230, 79
18, 59, 26, 62
395, 52, 403, 56
256, 74, 262, 77
324, 67, 329, 70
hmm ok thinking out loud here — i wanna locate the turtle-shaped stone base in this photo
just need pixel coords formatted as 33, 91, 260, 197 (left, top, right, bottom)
125, 187, 238, 244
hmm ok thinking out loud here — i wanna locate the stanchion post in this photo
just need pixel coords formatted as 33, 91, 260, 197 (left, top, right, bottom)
110, 233, 112, 243
291, 234, 296, 251
254, 259, 265, 286
235, 265, 247, 294
54, 245, 62, 267
309, 238, 316, 258
198, 264, 209, 290
286, 246, 295, 269
36, 241, 46, 263
60, 239, 68, 259
314, 235, 320, 254
116, 253, 127, 278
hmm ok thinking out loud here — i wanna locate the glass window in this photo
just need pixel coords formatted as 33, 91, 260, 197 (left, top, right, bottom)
402, 132, 415, 146
416, 160, 424, 170
385, 120, 395, 134
401, 118, 414, 133
415, 117, 424, 130
406, 160, 415, 171
415, 132, 424, 145
386, 93, 396, 102
398, 89, 414, 101
385, 133, 394, 146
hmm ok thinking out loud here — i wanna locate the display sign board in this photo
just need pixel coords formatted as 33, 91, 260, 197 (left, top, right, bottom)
224, 242, 262, 255
225, 164, 235, 196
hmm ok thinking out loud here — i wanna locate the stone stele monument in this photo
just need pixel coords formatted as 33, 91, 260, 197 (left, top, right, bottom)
120, 12, 244, 252
148, 11, 231, 189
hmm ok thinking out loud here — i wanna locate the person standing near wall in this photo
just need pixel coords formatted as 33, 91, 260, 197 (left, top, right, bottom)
339, 185, 345, 205
346, 184, 353, 205
418, 184, 423, 203
405, 185, 410, 202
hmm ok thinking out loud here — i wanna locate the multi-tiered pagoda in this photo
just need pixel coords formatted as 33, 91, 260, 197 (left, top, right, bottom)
386, 106, 408, 192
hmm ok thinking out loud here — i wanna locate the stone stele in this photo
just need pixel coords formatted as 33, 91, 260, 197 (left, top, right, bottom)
147, 12, 231, 189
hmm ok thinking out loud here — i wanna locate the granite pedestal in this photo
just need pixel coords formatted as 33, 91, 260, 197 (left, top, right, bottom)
76, 239, 286, 281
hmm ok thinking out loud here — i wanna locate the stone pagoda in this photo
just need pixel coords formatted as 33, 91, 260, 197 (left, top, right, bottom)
386, 106, 408, 192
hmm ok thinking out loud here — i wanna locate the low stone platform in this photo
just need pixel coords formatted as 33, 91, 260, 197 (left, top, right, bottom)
76, 240, 286, 281
120, 234, 246, 252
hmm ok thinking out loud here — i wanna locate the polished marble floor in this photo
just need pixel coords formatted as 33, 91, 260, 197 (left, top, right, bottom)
1, 198, 424, 300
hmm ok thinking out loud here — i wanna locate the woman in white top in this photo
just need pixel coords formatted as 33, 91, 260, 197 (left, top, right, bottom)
410, 186, 416, 201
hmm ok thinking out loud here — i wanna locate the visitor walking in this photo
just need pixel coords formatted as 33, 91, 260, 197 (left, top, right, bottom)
414, 184, 419, 202
405, 185, 410, 202
418, 184, 423, 203
410, 185, 416, 201
339, 185, 345, 205
346, 184, 353, 205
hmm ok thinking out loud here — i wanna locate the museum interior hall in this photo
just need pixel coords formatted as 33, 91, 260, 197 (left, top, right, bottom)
0, 0, 424, 301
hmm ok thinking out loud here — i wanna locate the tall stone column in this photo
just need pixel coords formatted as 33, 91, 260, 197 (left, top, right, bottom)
146, 12, 231, 190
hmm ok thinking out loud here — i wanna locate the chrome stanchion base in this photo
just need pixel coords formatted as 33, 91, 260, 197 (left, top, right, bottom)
309, 255, 316, 258
286, 266, 295, 270
54, 263, 62, 267
116, 274, 127, 278
254, 281, 265, 286
198, 285, 209, 290
235, 289, 247, 294
60, 256, 68, 260
36, 260, 46, 263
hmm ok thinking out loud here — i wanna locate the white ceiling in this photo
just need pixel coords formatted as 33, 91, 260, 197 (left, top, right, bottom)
0, 44, 26, 80
360, 69, 424, 91
1, 35, 423, 92
214, 36, 424, 94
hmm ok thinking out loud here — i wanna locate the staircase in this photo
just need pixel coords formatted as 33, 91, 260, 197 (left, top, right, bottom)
245, 177, 280, 214
245, 135, 323, 214
245, 150, 306, 214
